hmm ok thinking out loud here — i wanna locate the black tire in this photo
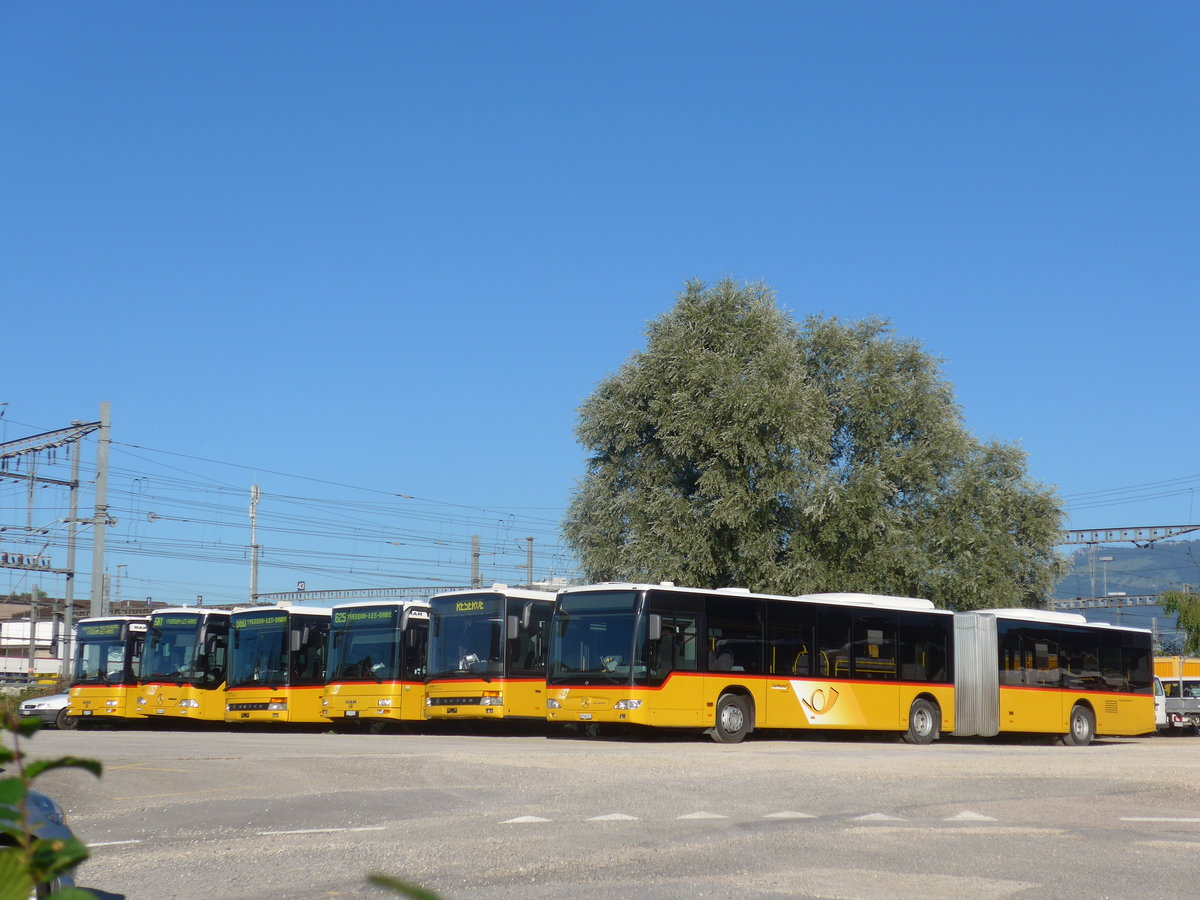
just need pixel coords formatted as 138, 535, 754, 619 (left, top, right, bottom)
902, 698, 940, 745
1062, 704, 1095, 746
710, 693, 751, 744
54, 708, 79, 731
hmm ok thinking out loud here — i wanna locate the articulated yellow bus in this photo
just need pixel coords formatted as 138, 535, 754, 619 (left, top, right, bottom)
424, 585, 556, 722
321, 600, 430, 730
68, 615, 149, 724
137, 608, 231, 722
546, 584, 1154, 745
225, 605, 331, 725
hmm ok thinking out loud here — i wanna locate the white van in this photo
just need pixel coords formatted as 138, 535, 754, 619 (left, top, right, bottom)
1154, 676, 1167, 730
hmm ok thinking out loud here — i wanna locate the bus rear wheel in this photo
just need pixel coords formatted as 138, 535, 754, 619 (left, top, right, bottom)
1062, 704, 1095, 746
902, 698, 939, 745
710, 693, 751, 744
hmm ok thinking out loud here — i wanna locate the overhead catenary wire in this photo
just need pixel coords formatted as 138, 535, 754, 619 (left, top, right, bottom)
2, 431, 578, 603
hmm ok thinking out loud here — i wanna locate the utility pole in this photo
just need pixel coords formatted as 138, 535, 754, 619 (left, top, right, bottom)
27, 584, 39, 677
516, 536, 534, 586
90, 402, 111, 617
471, 535, 481, 588
249, 484, 260, 602
62, 437, 81, 677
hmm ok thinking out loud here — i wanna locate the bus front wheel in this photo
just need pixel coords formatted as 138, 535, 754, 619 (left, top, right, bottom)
902, 698, 939, 745
1062, 704, 1095, 747
711, 693, 751, 744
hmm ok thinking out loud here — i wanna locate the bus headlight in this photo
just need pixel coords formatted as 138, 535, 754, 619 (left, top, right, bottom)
377, 698, 393, 707
546, 699, 561, 709
267, 701, 288, 711
321, 698, 329, 707
479, 696, 503, 706
180, 700, 199, 708
105, 700, 119, 707
613, 699, 643, 710
137, 697, 147, 706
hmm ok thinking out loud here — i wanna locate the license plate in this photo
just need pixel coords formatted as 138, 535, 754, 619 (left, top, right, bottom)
578, 713, 593, 720
82, 710, 92, 716
345, 710, 358, 717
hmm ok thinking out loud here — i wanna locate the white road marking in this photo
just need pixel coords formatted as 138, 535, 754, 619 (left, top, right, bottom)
764, 811, 816, 819
90, 840, 143, 847
588, 813, 638, 821
502, 816, 552, 824
946, 811, 997, 821
677, 811, 727, 819
854, 812, 905, 821
259, 826, 387, 835
1120, 817, 1200, 823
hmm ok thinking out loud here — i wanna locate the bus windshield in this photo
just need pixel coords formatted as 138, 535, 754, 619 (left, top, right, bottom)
73, 622, 140, 685
547, 590, 641, 685
329, 608, 400, 682
428, 594, 504, 678
143, 614, 203, 683
229, 614, 290, 688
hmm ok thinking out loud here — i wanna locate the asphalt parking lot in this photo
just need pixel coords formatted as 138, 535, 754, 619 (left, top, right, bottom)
23, 725, 1200, 899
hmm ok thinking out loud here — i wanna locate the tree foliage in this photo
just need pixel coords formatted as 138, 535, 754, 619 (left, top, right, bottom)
564, 278, 1066, 610
1160, 590, 1200, 654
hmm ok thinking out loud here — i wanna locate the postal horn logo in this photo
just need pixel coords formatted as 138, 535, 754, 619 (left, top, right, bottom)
800, 686, 840, 717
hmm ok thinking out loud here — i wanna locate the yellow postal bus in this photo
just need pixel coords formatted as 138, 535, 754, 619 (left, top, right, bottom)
424, 585, 556, 722
322, 600, 430, 730
68, 615, 149, 724
546, 584, 1154, 745
225, 605, 331, 725
137, 609, 231, 722
546, 584, 954, 743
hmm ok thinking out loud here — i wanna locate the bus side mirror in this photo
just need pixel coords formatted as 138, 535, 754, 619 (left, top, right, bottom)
507, 615, 520, 640
521, 603, 533, 630
648, 614, 662, 642
290, 631, 302, 653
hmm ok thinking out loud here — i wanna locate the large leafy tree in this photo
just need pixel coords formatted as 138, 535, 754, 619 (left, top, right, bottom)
1160, 590, 1200, 654
564, 278, 1066, 609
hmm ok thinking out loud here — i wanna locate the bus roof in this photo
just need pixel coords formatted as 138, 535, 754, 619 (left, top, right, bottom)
559, 583, 945, 613
75, 615, 149, 626
976, 608, 1151, 633
796, 592, 940, 612
429, 584, 557, 603
230, 604, 333, 617
148, 607, 230, 619
330, 599, 431, 611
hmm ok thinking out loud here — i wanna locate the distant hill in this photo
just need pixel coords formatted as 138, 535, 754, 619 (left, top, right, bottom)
1053, 540, 1196, 651
1055, 539, 1200, 600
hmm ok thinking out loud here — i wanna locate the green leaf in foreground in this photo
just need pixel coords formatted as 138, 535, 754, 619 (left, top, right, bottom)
367, 873, 444, 900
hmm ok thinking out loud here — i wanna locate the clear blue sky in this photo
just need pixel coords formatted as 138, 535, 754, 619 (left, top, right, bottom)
3, 3, 1198, 606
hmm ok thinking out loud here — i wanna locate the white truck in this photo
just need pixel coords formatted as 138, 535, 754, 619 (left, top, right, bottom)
1160, 676, 1200, 735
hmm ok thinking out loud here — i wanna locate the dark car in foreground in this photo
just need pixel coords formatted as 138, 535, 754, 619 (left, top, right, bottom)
0, 786, 81, 897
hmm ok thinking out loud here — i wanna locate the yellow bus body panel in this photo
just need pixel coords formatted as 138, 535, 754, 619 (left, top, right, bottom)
547, 674, 956, 734
224, 685, 326, 724
424, 677, 546, 720
997, 686, 1154, 737
139, 682, 227, 722
68, 684, 143, 721
321, 680, 425, 725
